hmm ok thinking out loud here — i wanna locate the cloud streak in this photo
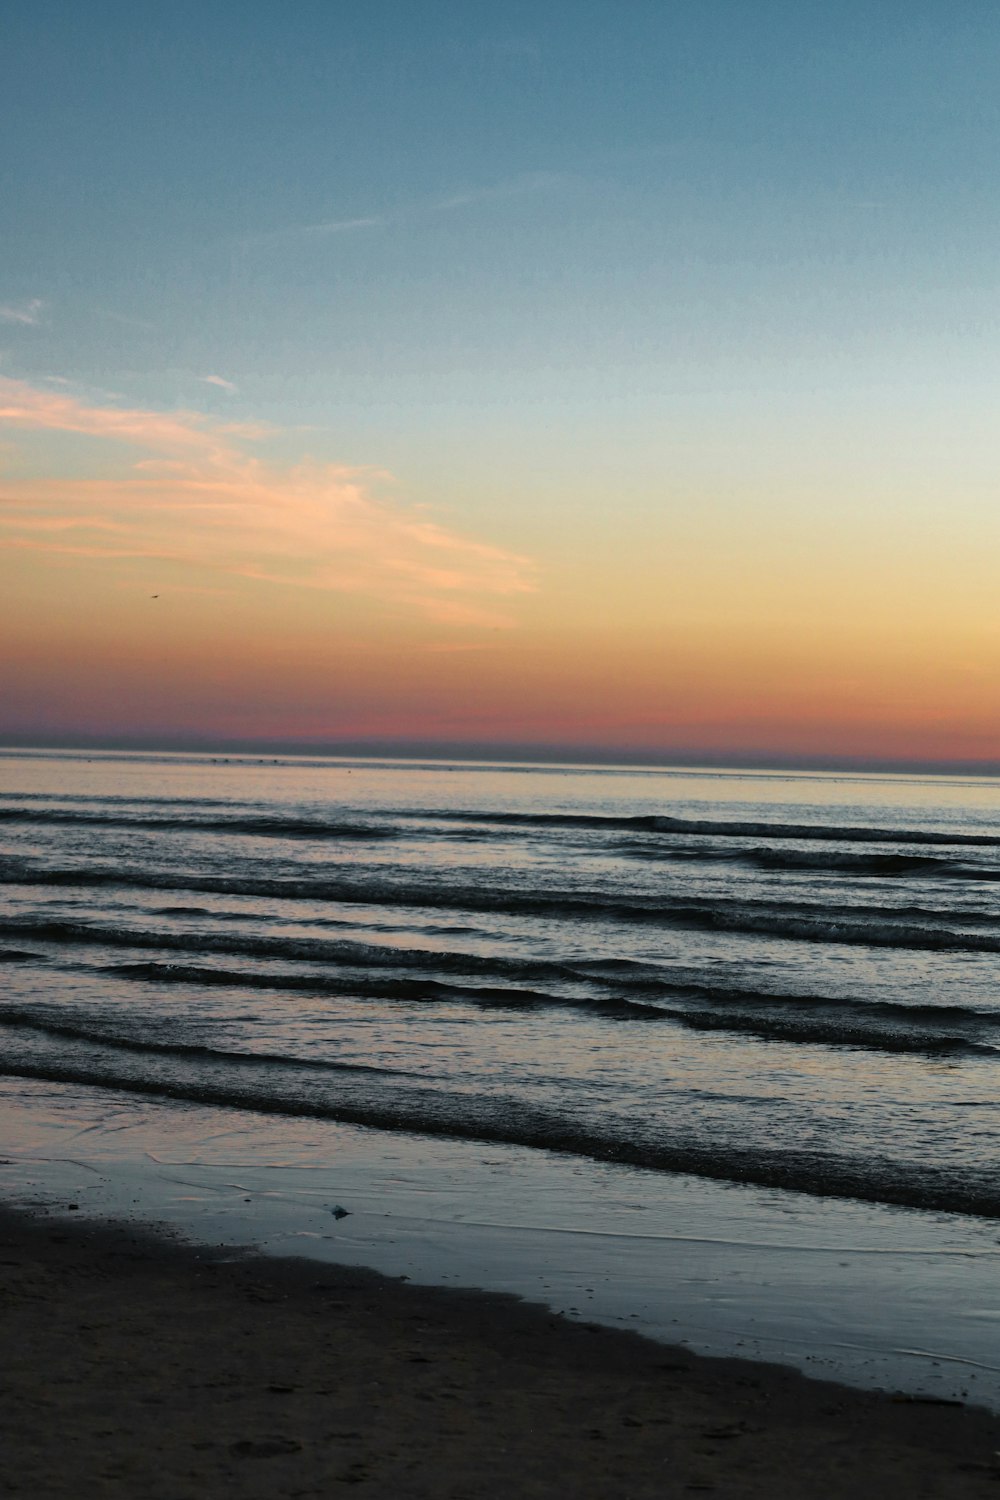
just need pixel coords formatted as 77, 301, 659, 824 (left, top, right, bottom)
0, 378, 536, 625
200, 374, 238, 393
0, 299, 45, 326
239, 215, 386, 250
431, 171, 569, 213
240, 171, 572, 252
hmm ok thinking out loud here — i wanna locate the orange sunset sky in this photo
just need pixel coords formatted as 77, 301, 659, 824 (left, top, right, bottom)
3, 4, 999, 769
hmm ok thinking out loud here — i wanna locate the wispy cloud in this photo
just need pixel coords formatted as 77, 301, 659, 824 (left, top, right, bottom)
0, 299, 45, 327
432, 171, 570, 213
200, 374, 238, 394
0, 378, 536, 625
0, 379, 240, 460
289, 215, 386, 239
239, 215, 386, 250
240, 171, 571, 252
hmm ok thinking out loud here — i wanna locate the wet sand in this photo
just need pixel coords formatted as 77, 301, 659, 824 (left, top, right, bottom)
2, 1205, 999, 1499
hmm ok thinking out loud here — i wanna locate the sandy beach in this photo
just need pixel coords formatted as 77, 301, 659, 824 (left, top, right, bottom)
2, 1206, 999, 1499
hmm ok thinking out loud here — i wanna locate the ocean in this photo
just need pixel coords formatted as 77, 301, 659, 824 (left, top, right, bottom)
2, 749, 999, 1402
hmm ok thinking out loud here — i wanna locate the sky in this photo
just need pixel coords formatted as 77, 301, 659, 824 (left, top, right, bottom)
2, 1, 1000, 767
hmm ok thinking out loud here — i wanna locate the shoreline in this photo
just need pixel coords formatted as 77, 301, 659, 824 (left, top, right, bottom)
3, 1204, 1000, 1498
4, 1079, 1000, 1413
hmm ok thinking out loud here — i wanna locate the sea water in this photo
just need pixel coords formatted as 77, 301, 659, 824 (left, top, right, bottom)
2, 751, 999, 1402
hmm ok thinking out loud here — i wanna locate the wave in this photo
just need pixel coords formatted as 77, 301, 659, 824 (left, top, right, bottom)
103, 967, 1000, 1057
5, 923, 997, 1057
101, 963, 1000, 1058
2, 1054, 998, 1218
658, 979, 996, 1027
0, 947, 40, 963
0, 1008, 416, 1076
398, 807, 1000, 848
746, 848, 954, 874
3, 869, 999, 953
7, 798, 1000, 853
5, 913, 1000, 1004
0, 807, 397, 841
682, 905, 1000, 953
0, 914, 596, 979
654, 1004, 994, 1057
621, 843, 983, 878
107, 960, 568, 1012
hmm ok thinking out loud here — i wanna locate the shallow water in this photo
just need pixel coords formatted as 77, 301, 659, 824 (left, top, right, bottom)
2, 750, 999, 1401
4, 1081, 1000, 1408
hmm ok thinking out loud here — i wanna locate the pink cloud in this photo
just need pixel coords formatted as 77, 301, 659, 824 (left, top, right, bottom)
0, 378, 238, 459
0, 379, 536, 624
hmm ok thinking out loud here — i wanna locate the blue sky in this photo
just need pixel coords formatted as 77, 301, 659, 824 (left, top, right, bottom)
6, 3, 998, 409
3, 3, 1000, 761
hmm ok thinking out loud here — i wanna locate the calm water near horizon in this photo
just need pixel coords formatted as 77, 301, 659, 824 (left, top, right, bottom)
2, 750, 999, 1402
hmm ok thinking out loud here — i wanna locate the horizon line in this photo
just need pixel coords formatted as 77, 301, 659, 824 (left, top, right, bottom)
2, 733, 999, 779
